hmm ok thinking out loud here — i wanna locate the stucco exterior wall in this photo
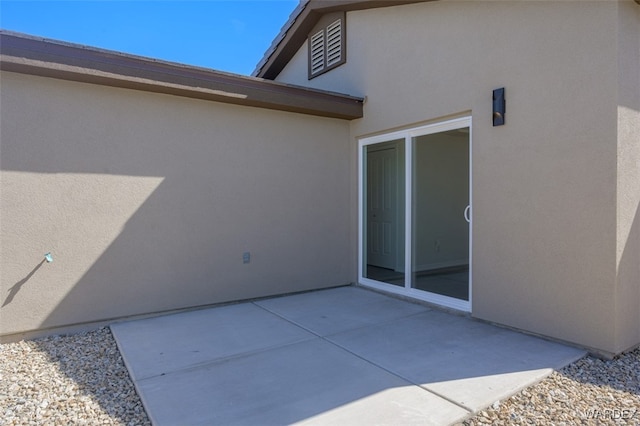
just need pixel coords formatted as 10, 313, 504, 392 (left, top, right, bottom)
276, 1, 632, 354
0, 72, 352, 339
615, 1, 640, 353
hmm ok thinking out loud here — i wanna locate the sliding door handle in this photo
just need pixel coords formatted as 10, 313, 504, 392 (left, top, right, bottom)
464, 205, 471, 223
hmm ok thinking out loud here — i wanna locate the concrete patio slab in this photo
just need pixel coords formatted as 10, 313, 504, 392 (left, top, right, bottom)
254, 286, 429, 336
136, 338, 468, 426
111, 286, 586, 425
328, 309, 586, 411
110, 302, 313, 380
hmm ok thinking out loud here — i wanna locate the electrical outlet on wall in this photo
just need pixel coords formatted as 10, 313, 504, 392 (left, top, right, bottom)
243, 252, 251, 264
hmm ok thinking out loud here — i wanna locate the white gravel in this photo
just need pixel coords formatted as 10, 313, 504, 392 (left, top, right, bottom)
0, 327, 150, 425
459, 347, 640, 425
1, 327, 638, 425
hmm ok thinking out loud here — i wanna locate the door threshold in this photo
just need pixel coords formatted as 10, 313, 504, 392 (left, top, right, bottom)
358, 278, 471, 313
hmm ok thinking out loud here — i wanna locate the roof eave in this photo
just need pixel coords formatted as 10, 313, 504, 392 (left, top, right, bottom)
0, 31, 363, 120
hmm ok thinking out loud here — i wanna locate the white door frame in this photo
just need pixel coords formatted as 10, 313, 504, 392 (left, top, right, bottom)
358, 116, 472, 312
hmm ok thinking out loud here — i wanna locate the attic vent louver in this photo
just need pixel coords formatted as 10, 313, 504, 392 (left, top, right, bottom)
310, 30, 325, 75
308, 15, 346, 79
326, 20, 342, 66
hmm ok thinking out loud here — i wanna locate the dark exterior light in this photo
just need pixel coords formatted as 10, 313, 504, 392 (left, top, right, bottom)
493, 87, 505, 126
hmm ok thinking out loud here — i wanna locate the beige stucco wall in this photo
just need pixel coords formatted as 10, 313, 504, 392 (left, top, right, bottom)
0, 71, 352, 338
615, 1, 640, 353
277, 0, 637, 354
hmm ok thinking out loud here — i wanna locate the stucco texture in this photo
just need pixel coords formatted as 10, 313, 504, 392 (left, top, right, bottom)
615, 1, 640, 353
276, 0, 638, 354
0, 72, 352, 338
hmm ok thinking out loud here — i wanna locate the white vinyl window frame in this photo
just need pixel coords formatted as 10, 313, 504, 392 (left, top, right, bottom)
358, 117, 473, 312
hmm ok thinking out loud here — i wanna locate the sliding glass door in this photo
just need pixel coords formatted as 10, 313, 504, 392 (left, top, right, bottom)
359, 117, 472, 311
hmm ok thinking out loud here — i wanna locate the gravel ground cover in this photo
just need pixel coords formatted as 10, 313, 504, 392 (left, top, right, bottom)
1, 326, 638, 425
459, 347, 640, 425
0, 327, 150, 425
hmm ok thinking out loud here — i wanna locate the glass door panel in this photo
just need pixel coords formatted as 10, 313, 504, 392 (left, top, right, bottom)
411, 129, 470, 300
363, 139, 405, 287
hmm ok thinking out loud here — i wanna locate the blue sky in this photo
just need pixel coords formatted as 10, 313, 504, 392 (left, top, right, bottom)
0, 1, 299, 76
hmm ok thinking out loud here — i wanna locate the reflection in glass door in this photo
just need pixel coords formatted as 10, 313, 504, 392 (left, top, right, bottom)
411, 130, 469, 300
363, 140, 405, 287
359, 117, 472, 312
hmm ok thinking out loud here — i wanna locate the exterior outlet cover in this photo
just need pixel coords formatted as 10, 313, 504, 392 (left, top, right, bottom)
243, 252, 250, 264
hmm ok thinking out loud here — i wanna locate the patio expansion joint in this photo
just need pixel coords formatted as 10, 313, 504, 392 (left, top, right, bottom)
321, 335, 474, 414
252, 300, 433, 339
133, 335, 318, 383
251, 302, 473, 414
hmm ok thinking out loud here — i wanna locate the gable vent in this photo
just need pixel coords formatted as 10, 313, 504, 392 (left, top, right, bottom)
326, 19, 342, 67
307, 13, 346, 79
310, 29, 325, 75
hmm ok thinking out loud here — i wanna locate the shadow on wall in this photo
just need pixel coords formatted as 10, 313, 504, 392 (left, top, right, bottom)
0, 75, 351, 338
0, 81, 350, 419
3, 259, 45, 307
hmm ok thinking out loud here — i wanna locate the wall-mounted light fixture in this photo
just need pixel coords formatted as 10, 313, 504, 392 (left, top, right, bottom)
493, 87, 505, 126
